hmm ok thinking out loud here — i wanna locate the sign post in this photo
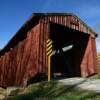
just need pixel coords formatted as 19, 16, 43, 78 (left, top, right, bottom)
46, 39, 53, 81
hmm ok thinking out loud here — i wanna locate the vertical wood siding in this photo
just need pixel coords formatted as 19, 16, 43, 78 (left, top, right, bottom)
81, 37, 97, 77
0, 24, 40, 87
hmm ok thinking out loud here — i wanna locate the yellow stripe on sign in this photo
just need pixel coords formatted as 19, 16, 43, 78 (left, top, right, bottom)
46, 39, 51, 43
49, 52, 53, 57
46, 45, 52, 52
47, 49, 53, 56
46, 41, 53, 48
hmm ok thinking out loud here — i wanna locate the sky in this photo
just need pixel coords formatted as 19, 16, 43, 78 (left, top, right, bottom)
0, 0, 100, 51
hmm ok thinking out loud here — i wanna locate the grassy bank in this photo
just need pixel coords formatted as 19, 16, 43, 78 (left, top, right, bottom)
5, 80, 100, 100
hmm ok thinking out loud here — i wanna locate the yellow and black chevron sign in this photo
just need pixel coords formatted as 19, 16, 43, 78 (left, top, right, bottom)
46, 39, 53, 56
46, 39, 53, 81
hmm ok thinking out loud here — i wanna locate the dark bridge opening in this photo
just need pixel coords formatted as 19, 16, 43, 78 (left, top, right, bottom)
50, 22, 89, 78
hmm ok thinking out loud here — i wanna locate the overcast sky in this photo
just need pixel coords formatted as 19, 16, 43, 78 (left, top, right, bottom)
0, 0, 100, 51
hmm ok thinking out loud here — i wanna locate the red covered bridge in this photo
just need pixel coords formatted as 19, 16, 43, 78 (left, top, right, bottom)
0, 13, 98, 87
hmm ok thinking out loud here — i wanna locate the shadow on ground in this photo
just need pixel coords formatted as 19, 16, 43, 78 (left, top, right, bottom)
5, 80, 100, 100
